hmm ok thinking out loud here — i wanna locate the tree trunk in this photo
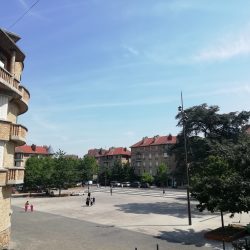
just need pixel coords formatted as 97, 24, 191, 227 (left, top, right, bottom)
220, 210, 225, 229
220, 210, 225, 250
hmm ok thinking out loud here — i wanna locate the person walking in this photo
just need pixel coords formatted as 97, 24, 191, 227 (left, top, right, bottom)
110, 187, 112, 196
25, 201, 29, 212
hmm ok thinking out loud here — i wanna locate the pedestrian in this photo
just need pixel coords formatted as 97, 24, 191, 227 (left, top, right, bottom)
30, 204, 34, 212
90, 198, 93, 206
163, 189, 165, 195
93, 197, 95, 204
25, 201, 29, 212
88, 192, 91, 198
86, 197, 89, 206
110, 187, 112, 196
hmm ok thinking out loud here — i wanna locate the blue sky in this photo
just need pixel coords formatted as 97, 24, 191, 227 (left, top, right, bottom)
2, 0, 250, 156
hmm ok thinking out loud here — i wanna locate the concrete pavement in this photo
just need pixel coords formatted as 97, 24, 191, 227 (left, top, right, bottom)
10, 187, 250, 249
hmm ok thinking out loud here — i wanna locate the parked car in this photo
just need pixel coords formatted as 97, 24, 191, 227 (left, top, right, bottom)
141, 183, 150, 188
110, 181, 121, 187
122, 182, 131, 187
131, 181, 141, 188
16, 184, 23, 191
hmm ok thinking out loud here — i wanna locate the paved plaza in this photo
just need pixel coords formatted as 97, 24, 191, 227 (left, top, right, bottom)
10, 187, 250, 249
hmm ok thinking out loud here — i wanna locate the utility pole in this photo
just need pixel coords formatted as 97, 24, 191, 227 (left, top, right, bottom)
178, 91, 192, 226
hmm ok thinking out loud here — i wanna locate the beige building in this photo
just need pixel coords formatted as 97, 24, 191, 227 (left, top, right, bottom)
130, 135, 176, 176
15, 144, 54, 168
86, 147, 131, 169
0, 28, 30, 248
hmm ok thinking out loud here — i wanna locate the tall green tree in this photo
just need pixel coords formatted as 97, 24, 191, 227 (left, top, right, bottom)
78, 156, 98, 182
141, 172, 154, 184
155, 163, 169, 187
53, 150, 77, 196
171, 103, 250, 224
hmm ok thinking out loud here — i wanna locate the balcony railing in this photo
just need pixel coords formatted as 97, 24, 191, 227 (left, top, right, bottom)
0, 67, 30, 109
10, 124, 27, 145
0, 66, 19, 90
7, 167, 25, 185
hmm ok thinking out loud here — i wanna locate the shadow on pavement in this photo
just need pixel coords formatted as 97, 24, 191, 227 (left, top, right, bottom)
115, 201, 213, 218
155, 228, 223, 249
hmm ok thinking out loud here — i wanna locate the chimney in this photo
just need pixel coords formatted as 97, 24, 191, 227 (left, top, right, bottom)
31, 144, 36, 151
167, 134, 172, 141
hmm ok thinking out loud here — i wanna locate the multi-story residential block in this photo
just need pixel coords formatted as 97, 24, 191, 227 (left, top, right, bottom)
15, 144, 54, 168
0, 28, 30, 248
86, 147, 131, 169
86, 148, 107, 166
130, 134, 176, 176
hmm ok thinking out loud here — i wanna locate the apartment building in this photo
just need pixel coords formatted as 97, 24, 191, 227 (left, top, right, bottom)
15, 144, 54, 168
86, 147, 131, 169
0, 28, 30, 248
130, 134, 176, 176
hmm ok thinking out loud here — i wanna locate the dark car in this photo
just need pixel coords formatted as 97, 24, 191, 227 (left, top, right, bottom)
141, 183, 150, 188
131, 181, 141, 188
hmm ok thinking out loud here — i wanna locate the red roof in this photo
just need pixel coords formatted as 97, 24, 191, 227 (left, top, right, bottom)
87, 149, 107, 158
15, 144, 51, 155
131, 135, 177, 148
87, 147, 131, 157
105, 147, 131, 156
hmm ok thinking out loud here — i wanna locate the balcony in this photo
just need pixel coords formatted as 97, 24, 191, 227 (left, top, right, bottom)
0, 121, 27, 145
7, 167, 25, 185
10, 124, 27, 146
0, 66, 30, 114
0, 168, 7, 186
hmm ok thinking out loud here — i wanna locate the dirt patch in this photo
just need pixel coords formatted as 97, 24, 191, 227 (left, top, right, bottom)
204, 224, 247, 242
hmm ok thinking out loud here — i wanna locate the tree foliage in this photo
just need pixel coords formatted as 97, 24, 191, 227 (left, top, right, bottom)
141, 172, 154, 184
154, 163, 169, 187
98, 162, 137, 185
171, 103, 250, 215
24, 151, 99, 195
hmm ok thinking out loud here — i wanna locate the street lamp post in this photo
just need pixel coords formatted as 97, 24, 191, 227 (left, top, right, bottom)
178, 92, 192, 226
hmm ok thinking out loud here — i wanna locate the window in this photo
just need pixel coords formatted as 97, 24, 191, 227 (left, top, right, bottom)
0, 141, 4, 168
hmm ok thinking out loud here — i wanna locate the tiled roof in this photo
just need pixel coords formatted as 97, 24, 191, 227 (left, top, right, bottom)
105, 147, 131, 156
15, 144, 52, 155
87, 147, 131, 157
130, 135, 177, 148
87, 149, 107, 158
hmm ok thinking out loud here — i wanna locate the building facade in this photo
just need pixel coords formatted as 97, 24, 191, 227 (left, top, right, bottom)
0, 28, 30, 248
15, 144, 54, 168
86, 147, 131, 169
130, 135, 176, 176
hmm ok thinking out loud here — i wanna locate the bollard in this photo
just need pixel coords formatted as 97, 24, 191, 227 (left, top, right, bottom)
156, 243, 159, 250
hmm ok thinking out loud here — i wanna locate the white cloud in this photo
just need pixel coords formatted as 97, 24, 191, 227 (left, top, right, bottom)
121, 44, 139, 56
194, 30, 250, 62
187, 84, 250, 98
